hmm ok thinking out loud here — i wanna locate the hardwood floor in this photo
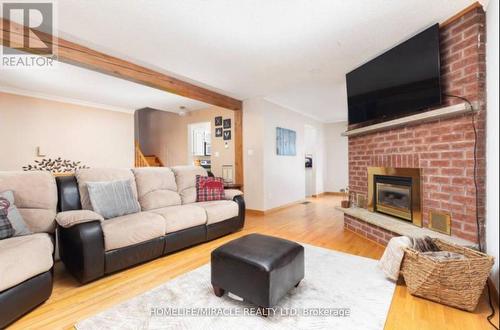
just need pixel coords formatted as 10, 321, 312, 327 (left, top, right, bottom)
9, 196, 498, 330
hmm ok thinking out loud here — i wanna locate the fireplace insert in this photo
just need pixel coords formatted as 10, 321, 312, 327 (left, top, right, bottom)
367, 167, 422, 227
374, 175, 412, 221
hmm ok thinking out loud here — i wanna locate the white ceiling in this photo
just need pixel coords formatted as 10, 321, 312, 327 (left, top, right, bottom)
2, 0, 480, 121
0, 60, 210, 113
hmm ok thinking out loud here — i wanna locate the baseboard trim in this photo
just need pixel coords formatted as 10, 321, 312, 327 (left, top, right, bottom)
312, 192, 343, 197
246, 209, 265, 216
246, 199, 307, 216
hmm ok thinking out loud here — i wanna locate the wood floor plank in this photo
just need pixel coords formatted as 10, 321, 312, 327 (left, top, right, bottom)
7, 196, 498, 329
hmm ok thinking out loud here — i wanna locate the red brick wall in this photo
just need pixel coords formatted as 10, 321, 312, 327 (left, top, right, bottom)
347, 8, 486, 244
344, 215, 398, 246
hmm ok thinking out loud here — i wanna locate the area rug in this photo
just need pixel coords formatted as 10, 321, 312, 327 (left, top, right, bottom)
76, 244, 395, 330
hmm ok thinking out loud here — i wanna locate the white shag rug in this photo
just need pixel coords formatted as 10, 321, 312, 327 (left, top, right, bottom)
76, 244, 395, 330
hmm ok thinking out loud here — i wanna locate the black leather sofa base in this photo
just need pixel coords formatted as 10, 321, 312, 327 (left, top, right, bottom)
207, 216, 243, 241
105, 237, 165, 274
56, 176, 246, 284
58, 218, 244, 284
164, 225, 206, 254
0, 271, 53, 328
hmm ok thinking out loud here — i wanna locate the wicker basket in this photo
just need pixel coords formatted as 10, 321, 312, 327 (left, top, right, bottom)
401, 239, 494, 312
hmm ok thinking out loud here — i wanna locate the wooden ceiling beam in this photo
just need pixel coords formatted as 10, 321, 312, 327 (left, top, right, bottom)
1, 18, 243, 110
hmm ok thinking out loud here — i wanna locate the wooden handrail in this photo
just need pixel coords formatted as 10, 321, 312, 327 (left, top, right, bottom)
135, 141, 150, 167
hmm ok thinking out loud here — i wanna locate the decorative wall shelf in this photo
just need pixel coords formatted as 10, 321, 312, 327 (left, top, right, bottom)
342, 103, 472, 137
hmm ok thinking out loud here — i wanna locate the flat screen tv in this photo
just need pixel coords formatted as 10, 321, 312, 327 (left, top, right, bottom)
346, 24, 441, 127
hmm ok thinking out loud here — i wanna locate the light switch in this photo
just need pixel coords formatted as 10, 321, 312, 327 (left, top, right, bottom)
247, 149, 254, 156
214, 151, 220, 157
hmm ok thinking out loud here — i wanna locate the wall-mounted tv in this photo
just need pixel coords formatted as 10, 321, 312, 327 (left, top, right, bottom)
346, 24, 441, 127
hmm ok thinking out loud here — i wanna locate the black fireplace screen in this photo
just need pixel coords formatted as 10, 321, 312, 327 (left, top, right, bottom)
374, 175, 413, 221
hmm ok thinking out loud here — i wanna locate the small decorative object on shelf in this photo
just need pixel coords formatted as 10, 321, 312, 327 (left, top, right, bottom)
340, 188, 350, 208
22, 157, 89, 174
222, 165, 234, 184
350, 191, 357, 208
357, 193, 367, 209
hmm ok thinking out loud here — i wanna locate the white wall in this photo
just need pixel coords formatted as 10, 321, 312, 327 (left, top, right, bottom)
0, 92, 134, 170
324, 121, 349, 192
242, 100, 266, 210
243, 98, 326, 211
304, 125, 317, 197
486, 0, 499, 295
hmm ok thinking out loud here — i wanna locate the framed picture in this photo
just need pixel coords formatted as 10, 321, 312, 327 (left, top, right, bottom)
223, 118, 231, 129
276, 127, 296, 156
215, 116, 223, 126
223, 130, 231, 140
215, 127, 223, 137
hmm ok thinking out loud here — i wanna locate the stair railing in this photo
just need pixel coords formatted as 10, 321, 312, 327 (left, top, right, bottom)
135, 141, 150, 167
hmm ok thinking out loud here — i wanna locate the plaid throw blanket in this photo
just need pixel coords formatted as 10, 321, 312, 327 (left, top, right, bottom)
196, 175, 225, 202
0, 197, 14, 239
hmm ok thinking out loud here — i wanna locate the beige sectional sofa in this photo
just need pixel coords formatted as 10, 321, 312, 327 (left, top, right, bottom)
56, 166, 245, 283
0, 171, 56, 328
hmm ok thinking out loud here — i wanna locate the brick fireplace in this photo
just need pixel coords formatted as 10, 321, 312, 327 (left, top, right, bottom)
344, 7, 486, 246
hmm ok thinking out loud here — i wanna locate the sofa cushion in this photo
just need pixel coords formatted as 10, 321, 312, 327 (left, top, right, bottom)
0, 233, 54, 292
87, 179, 141, 219
194, 200, 239, 225
151, 205, 207, 233
101, 212, 165, 251
75, 168, 138, 211
0, 171, 57, 233
171, 166, 207, 204
56, 210, 104, 228
133, 168, 181, 210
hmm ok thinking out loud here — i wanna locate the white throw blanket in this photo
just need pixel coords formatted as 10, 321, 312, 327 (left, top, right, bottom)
378, 236, 412, 281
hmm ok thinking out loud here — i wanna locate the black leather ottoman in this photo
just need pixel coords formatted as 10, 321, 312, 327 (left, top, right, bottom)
211, 233, 304, 312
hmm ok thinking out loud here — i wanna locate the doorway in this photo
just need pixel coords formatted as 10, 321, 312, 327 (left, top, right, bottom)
304, 124, 317, 197
188, 121, 211, 171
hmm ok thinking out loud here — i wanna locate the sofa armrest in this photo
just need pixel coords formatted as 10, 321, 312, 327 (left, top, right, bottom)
56, 210, 103, 228
224, 189, 243, 200
233, 195, 245, 226
57, 221, 105, 283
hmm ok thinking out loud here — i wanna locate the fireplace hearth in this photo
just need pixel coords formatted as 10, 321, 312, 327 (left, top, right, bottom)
368, 167, 422, 227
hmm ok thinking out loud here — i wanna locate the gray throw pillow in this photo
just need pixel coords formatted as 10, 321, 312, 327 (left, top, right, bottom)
0, 191, 32, 236
87, 179, 140, 219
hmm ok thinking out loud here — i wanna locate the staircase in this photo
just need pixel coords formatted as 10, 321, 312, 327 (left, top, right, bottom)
135, 141, 164, 167
143, 155, 163, 167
